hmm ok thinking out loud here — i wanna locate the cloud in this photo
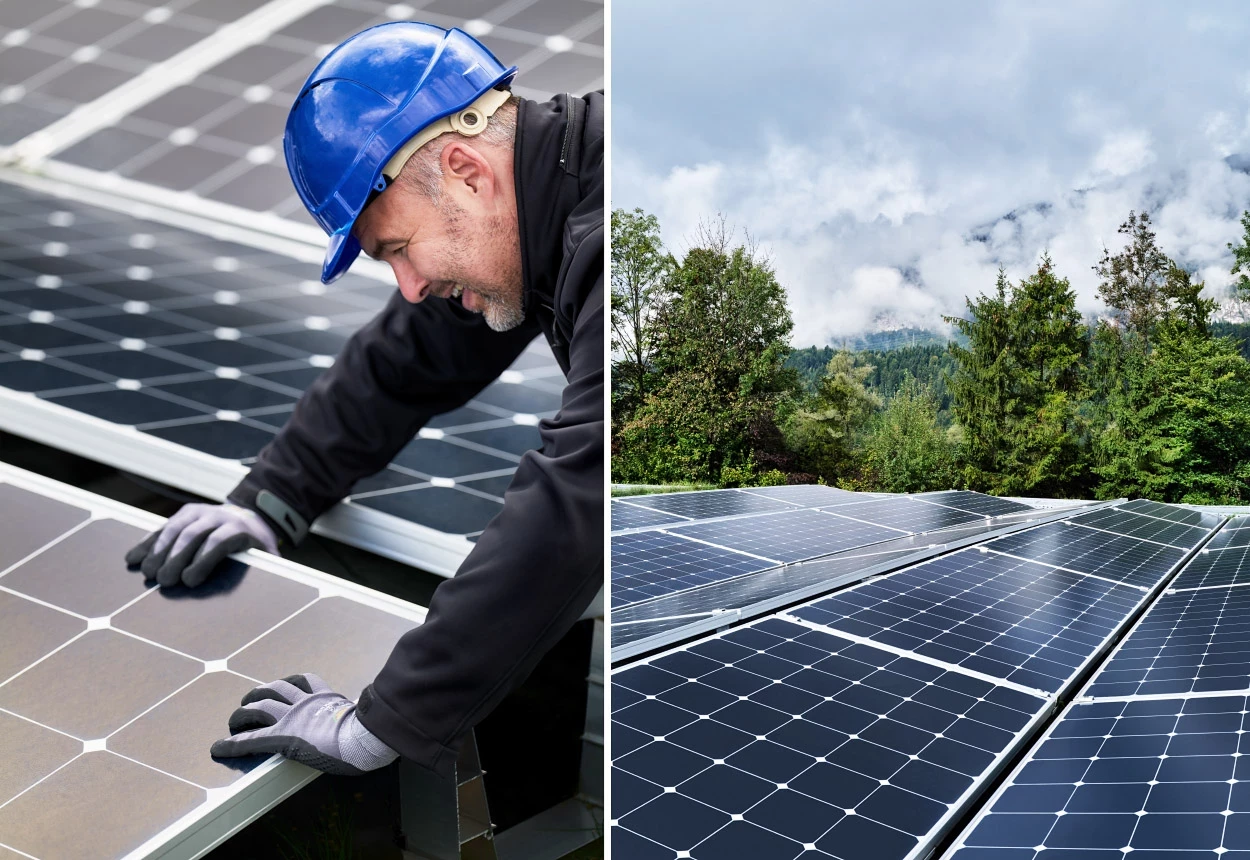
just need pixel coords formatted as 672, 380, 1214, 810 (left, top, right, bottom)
614, 0, 1250, 347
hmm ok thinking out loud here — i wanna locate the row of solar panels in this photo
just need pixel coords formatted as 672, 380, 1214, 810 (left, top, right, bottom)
611, 493, 1235, 859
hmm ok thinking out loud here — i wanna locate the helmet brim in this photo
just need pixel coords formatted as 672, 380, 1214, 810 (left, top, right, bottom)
321, 227, 362, 284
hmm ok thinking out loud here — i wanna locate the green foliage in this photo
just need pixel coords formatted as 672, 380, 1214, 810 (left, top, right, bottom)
946, 259, 1088, 496
854, 374, 960, 492
613, 206, 1250, 504
611, 208, 674, 421
612, 217, 798, 484
786, 351, 880, 482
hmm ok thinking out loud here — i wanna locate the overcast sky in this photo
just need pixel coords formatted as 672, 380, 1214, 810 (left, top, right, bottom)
613, 0, 1250, 346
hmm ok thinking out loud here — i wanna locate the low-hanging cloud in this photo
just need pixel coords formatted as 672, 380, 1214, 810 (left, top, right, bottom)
614, 0, 1250, 348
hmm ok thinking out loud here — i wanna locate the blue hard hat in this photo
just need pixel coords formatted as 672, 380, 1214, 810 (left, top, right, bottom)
284, 23, 517, 283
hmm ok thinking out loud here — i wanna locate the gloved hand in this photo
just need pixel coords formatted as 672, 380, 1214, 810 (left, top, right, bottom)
125, 503, 279, 588
210, 674, 398, 775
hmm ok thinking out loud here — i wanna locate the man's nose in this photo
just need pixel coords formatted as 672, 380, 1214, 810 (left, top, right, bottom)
394, 265, 431, 303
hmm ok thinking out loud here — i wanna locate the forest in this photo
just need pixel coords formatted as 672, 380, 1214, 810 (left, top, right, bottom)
611, 207, 1250, 503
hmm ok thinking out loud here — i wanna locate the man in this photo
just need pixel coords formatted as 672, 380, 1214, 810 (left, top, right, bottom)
124, 22, 603, 777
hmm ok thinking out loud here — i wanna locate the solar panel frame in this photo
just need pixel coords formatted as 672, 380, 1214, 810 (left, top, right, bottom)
0, 460, 428, 860
612, 615, 1053, 860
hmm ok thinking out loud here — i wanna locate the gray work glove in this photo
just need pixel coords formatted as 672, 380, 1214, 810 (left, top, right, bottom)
125, 502, 279, 588
210, 674, 398, 775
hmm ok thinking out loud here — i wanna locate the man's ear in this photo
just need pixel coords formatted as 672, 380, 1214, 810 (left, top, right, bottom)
442, 141, 493, 199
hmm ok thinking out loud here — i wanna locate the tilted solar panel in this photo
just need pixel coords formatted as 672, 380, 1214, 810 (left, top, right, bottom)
0, 179, 562, 566
611, 531, 773, 608
622, 489, 800, 521
985, 520, 1185, 589
1068, 506, 1211, 548
789, 548, 1146, 694
666, 509, 905, 565
612, 616, 1049, 860
914, 490, 1033, 518
0, 462, 425, 860
611, 499, 692, 532
816, 497, 984, 533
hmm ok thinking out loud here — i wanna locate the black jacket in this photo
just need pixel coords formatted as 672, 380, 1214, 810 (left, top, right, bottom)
228, 92, 604, 776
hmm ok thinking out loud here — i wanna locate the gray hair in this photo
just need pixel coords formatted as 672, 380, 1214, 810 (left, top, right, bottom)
396, 95, 520, 199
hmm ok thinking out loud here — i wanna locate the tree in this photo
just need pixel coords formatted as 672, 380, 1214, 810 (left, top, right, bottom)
946, 259, 1088, 496
610, 208, 673, 423
857, 373, 959, 493
787, 351, 881, 482
1093, 211, 1170, 353
946, 268, 1012, 489
1228, 209, 1250, 302
613, 218, 798, 483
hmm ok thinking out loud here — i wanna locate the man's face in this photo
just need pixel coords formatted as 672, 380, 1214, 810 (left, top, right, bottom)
353, 141, 524, 332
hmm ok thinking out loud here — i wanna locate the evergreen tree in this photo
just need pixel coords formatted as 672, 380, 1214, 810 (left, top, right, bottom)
787, 351, 881, 482
857, 373, 959, 493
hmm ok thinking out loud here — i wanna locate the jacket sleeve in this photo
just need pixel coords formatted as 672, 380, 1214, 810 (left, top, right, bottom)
228, 291, 540, 534
355, 271, 604, 776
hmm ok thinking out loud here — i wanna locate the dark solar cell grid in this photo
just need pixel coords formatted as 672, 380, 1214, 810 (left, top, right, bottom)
1068, 507, 1210, 548
1084, 585, 1250, 698
738, 485, 867, 507
816, 497, 981, 534
0, 181, 562, 538
951, 695, 1250, 857
611, 499, 691, 532
624, 490, 799, 521
0, 478, 420, 860
56, 0, 603, 224
790, 549, 1145, 694
611, 532, 772, 609
914, 490, 1031, 517
1118, 497, 1224, 528
985, 521, 1184, 588
0, 0, 224, 146
1172, 544, 1250, 591
612, 616, 1043, 860
1210, 526, 1250, 551
667, 509, 903, 564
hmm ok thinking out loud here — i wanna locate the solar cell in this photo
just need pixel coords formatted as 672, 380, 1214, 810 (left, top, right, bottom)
0, 464, 426, 860
0, 0, 224, 147
985, 521, 1185, 588
612, 616, 1046, 860
611, 532, 773, 608
1083, 585, 1250, 698
666, 509, 904, 564
622, 490, 799, 520
1067, 506, 1210, 548
789, 548, 1147, 694
53, 0, 604, 224
0, 179, 562, 550
914, 490, 1032, 518
612, 499, 692, 532
817, 497, 983, 533
1118, 497, 1224, 528
947, 695, 1250, 858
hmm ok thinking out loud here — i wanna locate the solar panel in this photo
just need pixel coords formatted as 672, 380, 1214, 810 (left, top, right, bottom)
622, 489, 800, 521
0, 0, 229, 147
0, 461, 425, 860
1170, 542, 1250, 590
612, 616, 1049, 860
0, 179, 562, 565
51, 0, 604, 224
1067, 506, 1211, 548
611, 499, 692, 532
665, 509, 905, 564
816, 497, 984, 533
948, 694, 1250, 857
984, 520, 1185, 588
737, 484, 869, 507
914, 490, 1033, 518
611, 532, 773, 608
789, 548, 1148, 694
1082, 585, 1250, 698
1118, 497, 1224, 528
